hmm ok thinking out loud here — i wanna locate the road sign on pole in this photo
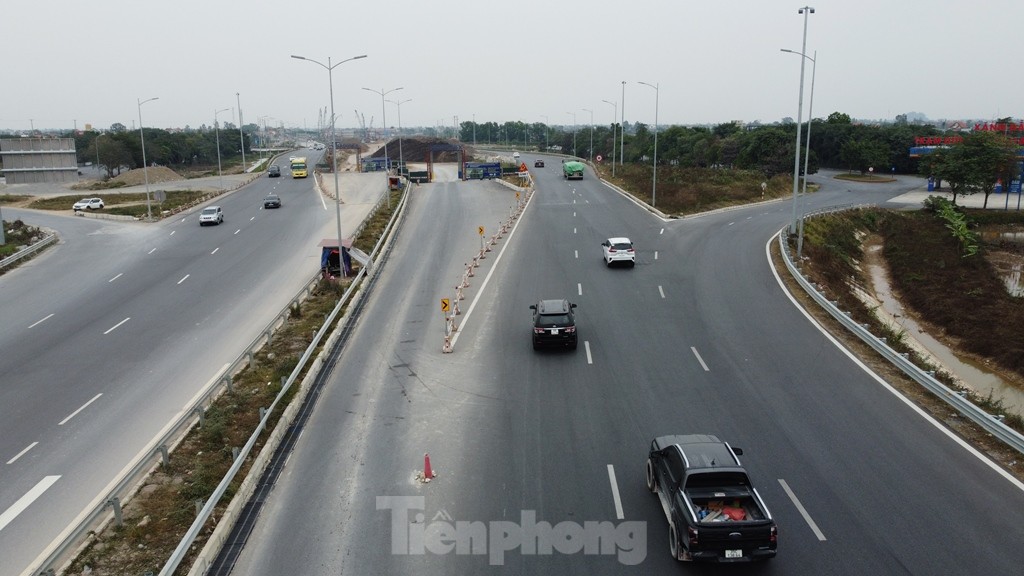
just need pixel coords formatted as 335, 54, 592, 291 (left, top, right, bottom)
441, 298, 450, 313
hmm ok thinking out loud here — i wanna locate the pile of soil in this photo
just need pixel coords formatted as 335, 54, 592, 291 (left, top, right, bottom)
369, 137, 464, 162
110, 166, 184, 186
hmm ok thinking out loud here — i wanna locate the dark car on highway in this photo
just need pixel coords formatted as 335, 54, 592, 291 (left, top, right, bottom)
268, 165, 281, 177
534, 159, 545, 168
263, 194, 282, 209
530, 299, 578, 350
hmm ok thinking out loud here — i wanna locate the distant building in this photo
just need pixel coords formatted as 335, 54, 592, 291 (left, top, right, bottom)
0, 137, 78, 183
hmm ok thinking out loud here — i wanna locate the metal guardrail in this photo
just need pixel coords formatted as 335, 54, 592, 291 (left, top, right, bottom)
166, 180, 411, 576
24, 271, 324, 576
777, 218, 1024, 456
0, 233, 56, 269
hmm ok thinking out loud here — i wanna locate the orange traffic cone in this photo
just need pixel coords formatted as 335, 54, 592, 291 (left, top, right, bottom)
423, 453, 436, 481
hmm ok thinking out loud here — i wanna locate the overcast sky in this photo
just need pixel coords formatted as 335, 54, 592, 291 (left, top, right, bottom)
2, 0, 1018, 132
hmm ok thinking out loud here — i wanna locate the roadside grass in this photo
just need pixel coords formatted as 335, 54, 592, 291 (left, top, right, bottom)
26, 190, 226, 219
593, 163, 795, 215
796, 207, 1024, 432
62, 188, 399, 576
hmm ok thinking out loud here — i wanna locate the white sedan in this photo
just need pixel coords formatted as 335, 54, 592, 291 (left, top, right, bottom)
601, 237, 635, 267
73, 197, 104, 211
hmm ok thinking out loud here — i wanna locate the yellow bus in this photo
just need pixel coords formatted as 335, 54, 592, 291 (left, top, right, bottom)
290, 156, 308, 178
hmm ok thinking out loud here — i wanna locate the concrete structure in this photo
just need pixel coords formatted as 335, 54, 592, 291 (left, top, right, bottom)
0, 138, 78, 183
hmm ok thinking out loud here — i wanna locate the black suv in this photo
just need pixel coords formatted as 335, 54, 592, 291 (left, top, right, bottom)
530, 299, 578, 350
268, 164, 281, 177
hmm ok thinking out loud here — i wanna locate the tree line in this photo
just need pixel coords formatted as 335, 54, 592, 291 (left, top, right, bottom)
68, 123, 257, 178
457, 113, 984, 177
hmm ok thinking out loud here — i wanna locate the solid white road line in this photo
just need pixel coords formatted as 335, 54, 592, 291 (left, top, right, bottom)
577, 283, 582, 296
658, 286, 666, 299
690, 346, 710, 371
103, 317, 130, 335
28, 314, 54, 329
58, 393, 103, 426
0, 476, 60, 532
211, 248, 219, 255
108, 273, 123, 283
177, 274, 190, 285
584, 341, 593, 364
607, 465, 625, 520
778, 479, 827, 541
7, 442, 39, 465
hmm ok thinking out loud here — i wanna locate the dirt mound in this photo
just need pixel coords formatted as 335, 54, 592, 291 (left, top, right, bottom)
370, 137, 464, 162
110, 166, 184, 186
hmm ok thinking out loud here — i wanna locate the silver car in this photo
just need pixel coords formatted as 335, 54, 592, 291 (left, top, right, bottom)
199, 206, 224, 226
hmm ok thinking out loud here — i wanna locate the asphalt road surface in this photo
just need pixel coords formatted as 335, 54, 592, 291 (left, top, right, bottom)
0, 151, 386, 575
228, 159, 1024, 575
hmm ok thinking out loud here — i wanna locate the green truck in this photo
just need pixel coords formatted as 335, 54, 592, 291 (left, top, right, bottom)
562, 160, 585, 180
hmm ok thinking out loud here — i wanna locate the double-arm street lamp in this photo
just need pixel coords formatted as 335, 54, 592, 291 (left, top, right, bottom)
637, 81, 659, 208
602, 99, 617, 176
782, 47, 817, 257
214, 107, 230, 190
387, 97, 412, 171
137, 96, 159, 221
566, 111, 576, 157
582, 108, 594, 163
291, 53, 368, 262
789, 6, 815, 234
363, 86, 403, 207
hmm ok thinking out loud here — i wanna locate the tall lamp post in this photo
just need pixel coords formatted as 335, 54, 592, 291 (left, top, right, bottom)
620, 81, 626, 167
137, 97, 159, 221
602, 99, 617, 176
236, 92, 246, 173
566, 112, 576, 157
638, 81, 659, 208
782, 48, 817, 257
582, 108, 594, 163
363, 86, 403, 207
214, 107, 230, 190
387, 97, 412, 173
789, 6, 815, 234
540, 115, 549, 151
291, 53, 368, 265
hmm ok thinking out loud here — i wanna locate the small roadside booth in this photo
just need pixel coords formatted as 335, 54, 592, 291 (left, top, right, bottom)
319, 238, 353, 278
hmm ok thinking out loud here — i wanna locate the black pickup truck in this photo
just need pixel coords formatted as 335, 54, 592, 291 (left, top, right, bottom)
645, 434, 777, 562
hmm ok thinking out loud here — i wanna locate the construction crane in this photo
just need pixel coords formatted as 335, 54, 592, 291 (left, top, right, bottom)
355, 109, 369, 142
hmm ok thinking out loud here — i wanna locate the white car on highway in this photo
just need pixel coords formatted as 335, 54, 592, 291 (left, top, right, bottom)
199, 206, 224, 226
601, 237, 635, 267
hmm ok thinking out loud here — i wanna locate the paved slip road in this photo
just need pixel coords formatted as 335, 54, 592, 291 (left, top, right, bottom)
228, 159, 1024, 575
0, 149, 387, 576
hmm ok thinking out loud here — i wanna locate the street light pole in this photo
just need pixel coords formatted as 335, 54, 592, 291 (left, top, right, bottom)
583, 108, 594, 163
236, 92, 246, 173
782, 48, 818, 257
137, 96, 159, 221
387, 97, 412, 173
363, 86, 403, 208
789, 6, 815, 234
638, 81, 659, 208
566, 112, 576, 157
291, 53, 368, 270
540, 115, 549, 151
602, 99, 617, 176
214, 108, 230, 191
620, 81, 626, 167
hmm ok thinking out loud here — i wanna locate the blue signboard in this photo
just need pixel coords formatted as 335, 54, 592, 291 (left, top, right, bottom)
362, 158, 390, 172
464, 162, 502, 180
